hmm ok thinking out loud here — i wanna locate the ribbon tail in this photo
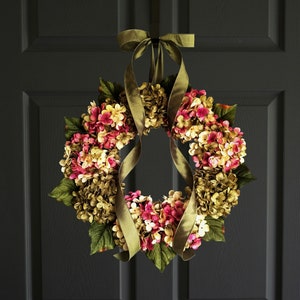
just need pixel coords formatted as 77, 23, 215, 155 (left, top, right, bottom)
115, 30, 197, 261
114, 182, 140, 261
162, 41, 196, 260
152, 43, 164, 84
170, 138, 197, 260
114, 141, 143, 260
162, 42, 189, 124
172, 189, 197, 261
114, 39, 150, 261
124, 40, 150, 134
149, 44, 156, 83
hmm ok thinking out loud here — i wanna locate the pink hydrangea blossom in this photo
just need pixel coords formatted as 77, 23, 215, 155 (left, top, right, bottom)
196, 106, 209, 120
187, 233, 202, 250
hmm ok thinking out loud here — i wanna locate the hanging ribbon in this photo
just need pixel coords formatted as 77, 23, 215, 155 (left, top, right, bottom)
116, 29, 196, 261
114, 34, 150, 261
169, 139, 197, 260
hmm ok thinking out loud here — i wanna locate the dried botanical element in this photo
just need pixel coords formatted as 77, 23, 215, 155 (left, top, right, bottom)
72, 174, 118, 224
138, 82, 168, 134
50, 78, 254, 272
194, 169, 240, 219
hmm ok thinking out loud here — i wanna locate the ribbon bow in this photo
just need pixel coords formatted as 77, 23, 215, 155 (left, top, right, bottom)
115, 29, 196, 262
118, 30, 194, 122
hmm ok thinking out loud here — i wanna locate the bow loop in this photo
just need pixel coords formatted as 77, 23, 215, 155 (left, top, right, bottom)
160, 33, 195, 48
117, 29, 150, 51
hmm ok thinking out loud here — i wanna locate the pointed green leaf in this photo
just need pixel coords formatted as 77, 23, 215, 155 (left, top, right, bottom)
213, 103, 237, 126
146, 243, 176, 272
202, 217, 225, 242
48, 177, 75, 206
233, 164, 256, 188
98, 78, 124, 103
89, 222, 115, 254
64, 117, 84, 140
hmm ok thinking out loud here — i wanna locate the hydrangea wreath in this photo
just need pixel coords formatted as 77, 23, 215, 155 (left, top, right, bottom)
49, 76, 254, 271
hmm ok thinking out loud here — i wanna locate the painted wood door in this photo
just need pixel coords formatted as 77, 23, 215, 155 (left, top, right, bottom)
1, 0, 300, 299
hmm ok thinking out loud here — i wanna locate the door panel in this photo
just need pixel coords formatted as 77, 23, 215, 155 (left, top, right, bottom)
2, 0, 300, 299
188, 93, 282, 299
187, 0, 283, 50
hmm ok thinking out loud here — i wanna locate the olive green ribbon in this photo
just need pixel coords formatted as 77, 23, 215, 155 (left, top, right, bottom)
170, 139, 197, 260
116, 29, 196, 261
114, 33, 148, 261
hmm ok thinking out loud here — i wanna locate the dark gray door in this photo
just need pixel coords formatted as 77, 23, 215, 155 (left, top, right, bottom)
2, 0, 300, 299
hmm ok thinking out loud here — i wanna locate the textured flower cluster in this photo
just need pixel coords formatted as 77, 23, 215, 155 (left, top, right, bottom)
60, 100, 136, 185
119, 82, 168, 134
194, 169, 240, 219
55, 82, 248, 257
72, 173, 118, 223
112, 190, 209, 252
82, 100, 136, 151
59, 83, 168, 226
170, 89, 246, 219
172, 89, 246, 173
138, 82, 168, 134
59, 99, 136, 224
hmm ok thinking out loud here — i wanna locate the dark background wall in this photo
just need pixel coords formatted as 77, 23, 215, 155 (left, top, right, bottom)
1, 0, 300, 299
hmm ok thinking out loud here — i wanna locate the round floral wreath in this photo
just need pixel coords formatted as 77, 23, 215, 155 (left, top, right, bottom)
50, 77, 254, 271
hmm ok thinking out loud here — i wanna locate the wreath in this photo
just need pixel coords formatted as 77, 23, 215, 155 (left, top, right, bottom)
49, 30, 254, 272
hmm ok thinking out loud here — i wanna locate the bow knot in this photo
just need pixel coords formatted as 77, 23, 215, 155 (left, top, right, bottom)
151, 37, 160, 47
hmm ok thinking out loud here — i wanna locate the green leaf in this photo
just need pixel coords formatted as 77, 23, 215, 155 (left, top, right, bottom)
48, 177, 75, 206
202, 217, 225, 242
64, 117, 84, 140
213, 103, 237, 126
233, 164, 256, 188
98, 77, 124, 103
89, 222, 115, 254
146, 243, 176, 272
